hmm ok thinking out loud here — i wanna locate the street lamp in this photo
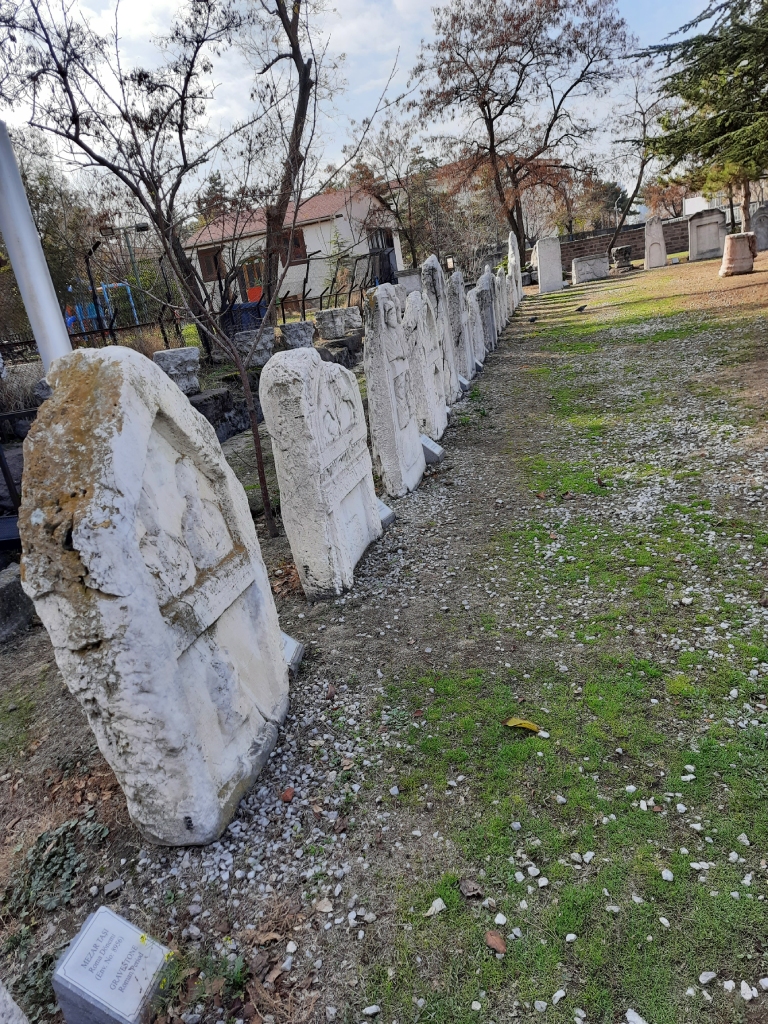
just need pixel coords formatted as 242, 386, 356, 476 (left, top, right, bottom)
102, 221, 151, 321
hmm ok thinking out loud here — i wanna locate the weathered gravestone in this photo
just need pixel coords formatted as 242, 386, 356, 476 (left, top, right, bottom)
53, 906, 169, 1024
152, 347, 200, 395
719, 232, 757, 276
496, 267, 509, 327
487, 266, 501, 336
476, 270, 497, 353
402, 290, 448, 440
422, 255, 462, 404
364, 283, 426, 497
688, 208, 727, 261
315, 308, 348, 340
281, 321, 315, 348
344, 306, 363, 332
751, 206, 768, 251
507, 231, 523, 311
534, 237, 563, 294
394, 283, 408, 315
611, 245, 632, 269
466, 288, 487, 371
644, 216, 667, 270
233, 328, 274, 368
260, 348, 382, 599
447, 270, 476, 381
19, 346, 289, 846
572, 254, 610, 284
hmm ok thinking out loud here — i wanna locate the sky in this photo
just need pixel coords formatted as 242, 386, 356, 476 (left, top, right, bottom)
6, 0, 710, 173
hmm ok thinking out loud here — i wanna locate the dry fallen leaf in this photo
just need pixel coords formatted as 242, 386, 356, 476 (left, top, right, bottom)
316, 898, 333, 914
485, 930, 507, 954
504, 717, 541, 732
423, 897, 447, 918
459, 878, 484, 899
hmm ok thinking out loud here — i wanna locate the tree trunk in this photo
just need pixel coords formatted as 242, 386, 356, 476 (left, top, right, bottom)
606, 160, 647, 256
728, 185, 736, 232
231, 348, 278, 538
740, 179, 751, 232
166, 225, 215, 355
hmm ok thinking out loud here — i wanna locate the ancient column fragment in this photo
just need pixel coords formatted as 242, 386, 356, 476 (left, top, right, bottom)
402, 290, 448, 440
466, 288, 486, 370
447, 270, 476, 381
476, 271, 497, 353
260, 348, 382, 599
364, 283, 426, 497
535, 237, 564, 294
719, 232, 757, 276
19, 347, 289, 846
644, 216, 667, 270
422, 255, 461, 404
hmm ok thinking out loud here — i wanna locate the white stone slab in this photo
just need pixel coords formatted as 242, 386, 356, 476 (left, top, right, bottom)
644, 216, 667, 270
495, 267, 508, 326
420, 434, 445, 465
422, 255, 462, 404
53, 907, 169, 1024
0, 981, 28, 1024
152, 347, 200, 395
19, 346, 288, 846
401, 290, 448, 441
572, 254, 610, 284
458, 375, 470, 393
466, 288, 487, 368
476, 272, 497, 352
260, 348, 381, 599
447, 270, 476, 380
688, 209, 726, 261
507, 231, 523, 310
534, 237, 563, 294
344, 306, 363, 331
378, 497, 396, 528
752, 206, 768, 251
364, 283, 426, 497
487, 266, 501, 335
281, 631, 305, 676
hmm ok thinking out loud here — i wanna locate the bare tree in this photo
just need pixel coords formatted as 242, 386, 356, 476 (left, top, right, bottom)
411, 0, 629, 254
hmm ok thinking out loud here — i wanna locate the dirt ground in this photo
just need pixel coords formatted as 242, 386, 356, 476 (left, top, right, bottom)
2, 254, 768, 1024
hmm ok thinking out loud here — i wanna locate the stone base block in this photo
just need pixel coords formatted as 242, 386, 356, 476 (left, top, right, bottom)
475, 360, 484, 373
281, 322, 315, 349
281, 632, 305, 676
458, 375, 470, 393
420, 434, 445, 465
0, 563, 35, 642
378, 498, 395, 529
189, 388, 254, 443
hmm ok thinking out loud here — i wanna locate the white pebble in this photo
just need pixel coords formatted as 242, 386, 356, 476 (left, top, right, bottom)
552, 989, 566, 1005
494, 913, 507, 926
471, 1001, 481, 1011
723, 980, 735, 992
626, 785, 637, 794
659, 917, 670, 928
362, 1008, 381, 1017
566, 933, 577, 943
740, 980, 753, 1001
737, 833, 750, 846
699, 972, 716, 985
661, 869, 674, 882
534, 1001, 547, 1012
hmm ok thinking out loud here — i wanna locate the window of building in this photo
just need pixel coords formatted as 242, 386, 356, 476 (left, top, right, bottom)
278, 228, 307, 265
198, 246, 225, 283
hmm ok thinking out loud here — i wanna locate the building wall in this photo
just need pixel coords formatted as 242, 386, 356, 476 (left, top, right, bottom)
524, 219, 691, 271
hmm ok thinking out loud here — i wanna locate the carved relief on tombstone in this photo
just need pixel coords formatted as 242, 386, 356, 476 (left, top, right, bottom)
364, 283, 427, 497
688, 208, 727, 261
260, 348, 382, 599
19, 347, 289, 846
751, 207, 768, 251
422, 255, 462, 404
507, 231, 523, 310
534, 237, 564, 294
644, 216, 667, 270
496, 267, 509, 327
447, 270, 476, 381
402, 290, 448, 440
476, 271, 497, 352
466, 288, 487, 369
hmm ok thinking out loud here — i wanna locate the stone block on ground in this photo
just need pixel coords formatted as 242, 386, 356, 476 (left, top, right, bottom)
420, 434, 445, 465
719, 232, 757, 276
280, 321, 315, 349
19, 346, 289, 845
402, 291, 448, 441
260, 348, 382, 599
422, 255, 462, 404
364, 283, 426, 498
281, 632, 304, 676
0, 562, 34, 641
611, 245, 632, 268
315, 308, 348, 340
233, 327, 275, 368
572, 254, 610, 284
688, 208, 727, 261
644, 216, 667, 270
316, 343, 354, 368
377, 497, 395, 528
152, 347, 200, 395
534, 237, 563, 294
53, 906, 169, 1024
344, 306, 363, 332
189, 387, 253, 442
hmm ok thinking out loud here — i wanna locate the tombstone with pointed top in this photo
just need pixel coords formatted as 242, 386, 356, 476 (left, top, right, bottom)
476, 270, 497, 352
447, 270, 476, 381
19, 346, 289, 846
495, 267, 509, 327
260, 347, 382, 599
466, 288, 487, 371
422, 255, 461, 404
364, 284, 426, 497
402, 290, 448, 440
644, 215, 667, 270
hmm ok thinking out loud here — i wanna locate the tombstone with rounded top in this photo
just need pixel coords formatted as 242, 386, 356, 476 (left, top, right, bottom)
260, 348, 381, 598
402, 290, 448, 440
466, 288, 487, 369
688, 208, 727, 261
447, 270, 476, 381
364, 283, 426, 497
644, 216, 667, 270
751, 206, 768, 251
422, 255, 461, 404
719, 232, 757, 276
19, 346, 288, 846
534, 237, 563, 294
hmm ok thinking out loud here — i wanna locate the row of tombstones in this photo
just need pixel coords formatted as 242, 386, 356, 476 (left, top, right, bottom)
16, 235, 524, 849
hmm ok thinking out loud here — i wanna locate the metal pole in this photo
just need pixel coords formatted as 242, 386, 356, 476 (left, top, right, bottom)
0, 121, 72, 372
122, 229, 148, 321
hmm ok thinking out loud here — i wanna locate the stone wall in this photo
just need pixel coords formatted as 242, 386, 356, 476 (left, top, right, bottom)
525, 219, 690, 271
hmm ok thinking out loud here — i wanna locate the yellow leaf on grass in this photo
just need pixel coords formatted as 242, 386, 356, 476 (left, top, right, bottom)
504, 717, 540, 732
